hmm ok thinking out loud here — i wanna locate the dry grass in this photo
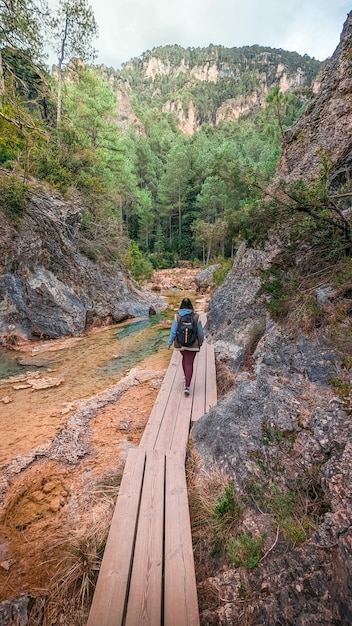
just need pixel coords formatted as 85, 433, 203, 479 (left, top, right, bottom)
43, 478, 121, 625
0, 467, 122, 625
186, 446, 232, 513
186, 454, 262, 626
49, 529, 104, 610
186, 446, 242, 581
1, 330, 25, 347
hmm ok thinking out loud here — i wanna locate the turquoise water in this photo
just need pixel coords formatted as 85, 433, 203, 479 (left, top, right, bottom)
0, 351, 44, 379
0, 311, 172, 384
100, 321, 169, 378
0, 288, 200, 469
0, 291, 194, 384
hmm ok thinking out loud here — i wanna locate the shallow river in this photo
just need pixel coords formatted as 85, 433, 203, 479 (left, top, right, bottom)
0, 290, 203, 466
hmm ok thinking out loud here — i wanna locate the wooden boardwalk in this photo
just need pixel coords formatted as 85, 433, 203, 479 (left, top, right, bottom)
87, 320, 217, 626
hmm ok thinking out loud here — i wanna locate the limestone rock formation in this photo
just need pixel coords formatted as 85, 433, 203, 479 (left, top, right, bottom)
115, 45, 320, 135
194, 264, 221, 292
193, 245, 352, 625
192, 11, 352, 625
156, 55, 314, 133
162, 99, 199, 136
0, 179, 162, 342
274, 11, 352, 183
115, 83, 145, 135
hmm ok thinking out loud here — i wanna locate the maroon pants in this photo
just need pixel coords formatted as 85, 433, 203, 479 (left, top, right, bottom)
181, 350, 197, 387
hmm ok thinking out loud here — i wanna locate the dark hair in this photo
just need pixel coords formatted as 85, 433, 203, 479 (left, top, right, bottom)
180, 298, 193, 310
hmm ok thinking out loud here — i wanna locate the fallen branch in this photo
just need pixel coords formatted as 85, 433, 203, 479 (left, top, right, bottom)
0, 111, 47, 135
260, 525, 280, 562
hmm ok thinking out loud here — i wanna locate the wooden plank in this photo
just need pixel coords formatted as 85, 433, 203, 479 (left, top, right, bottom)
88, 307, 217, 626
164, 451, 200, 626
125, 450, 165, 626
192, 341, 206, 385
87, 447, 146, 626
190, 343, 207, 423
205, 343, 217, 413
153, 371, 184, 451
169, 399, 193, 457
155, 344, 205, 453
140, 350, 181, 450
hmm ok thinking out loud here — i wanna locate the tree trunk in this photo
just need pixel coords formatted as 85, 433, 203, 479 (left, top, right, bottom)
57, 69, 62, 128
178, 183, 182, 240
221, 237, 225, 256
119, 199, 124, 234
56, 16, 69, 128
24, 136, 30, 182
0, 49, 5, 96
206, 242, 212, 265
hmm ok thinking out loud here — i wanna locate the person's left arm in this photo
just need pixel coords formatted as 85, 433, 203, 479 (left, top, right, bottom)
167, 316, 177, 348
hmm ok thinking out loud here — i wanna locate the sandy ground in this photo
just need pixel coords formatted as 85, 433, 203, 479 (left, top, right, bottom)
0, 267, 209, 623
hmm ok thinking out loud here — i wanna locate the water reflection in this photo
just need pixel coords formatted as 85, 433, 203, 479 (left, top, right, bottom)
0, 314, 168, 382
112, 313, 162, 339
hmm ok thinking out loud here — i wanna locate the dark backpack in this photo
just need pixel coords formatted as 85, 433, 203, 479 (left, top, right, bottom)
175, 312, 198, 347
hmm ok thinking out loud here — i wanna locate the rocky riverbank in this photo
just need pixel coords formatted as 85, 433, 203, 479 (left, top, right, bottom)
0, 267, 208, 625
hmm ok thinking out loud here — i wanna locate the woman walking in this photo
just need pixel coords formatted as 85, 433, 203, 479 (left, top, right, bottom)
167, 297, 204, 395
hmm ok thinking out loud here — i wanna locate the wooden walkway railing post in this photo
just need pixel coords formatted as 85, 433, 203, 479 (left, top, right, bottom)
87, 321, 217, 626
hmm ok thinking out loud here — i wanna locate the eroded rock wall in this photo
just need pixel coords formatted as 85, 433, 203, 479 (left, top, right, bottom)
193, 243, 352, 625
0, 181, 162, 341
192, 12, 352, 625
274, 11, 352, 183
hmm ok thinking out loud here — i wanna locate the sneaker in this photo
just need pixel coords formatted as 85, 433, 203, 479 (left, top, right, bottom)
184, 387, 190, 396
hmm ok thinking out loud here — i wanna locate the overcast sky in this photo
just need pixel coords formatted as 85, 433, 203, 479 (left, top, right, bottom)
49, 0, 351, 69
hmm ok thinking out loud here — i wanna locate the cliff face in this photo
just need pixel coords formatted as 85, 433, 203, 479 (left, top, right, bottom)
0, 178, 161, 342
115, 83, 145, 135
192, 12, 352, 626
159, 59, 310, 133
114, 45, 320, 135
141, 55, 308, 90
194, 245, 351, 624
274, 12, 352, 183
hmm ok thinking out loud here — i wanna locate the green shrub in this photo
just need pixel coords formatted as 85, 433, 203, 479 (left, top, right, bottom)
279, 518, 307, 545
209, 482, 243, 549
214, 483, 242, 519
245, 477, 327, 546
125, 241, 154, 282
258, 266, 291, 318
213, 258, 233, 286
148, 251, 178, 269
227, 532, 264, 569
0, 174, 28, 223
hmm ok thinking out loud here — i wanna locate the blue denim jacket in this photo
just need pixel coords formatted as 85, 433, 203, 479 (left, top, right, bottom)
167, 308, 205, 349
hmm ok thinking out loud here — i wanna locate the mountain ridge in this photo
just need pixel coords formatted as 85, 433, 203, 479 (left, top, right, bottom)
97, 44, 321, 134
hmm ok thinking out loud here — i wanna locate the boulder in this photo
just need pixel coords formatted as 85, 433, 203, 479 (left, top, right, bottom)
194, 264, 220, 292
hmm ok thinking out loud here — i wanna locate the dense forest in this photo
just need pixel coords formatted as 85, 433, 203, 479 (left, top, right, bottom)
0, 0, 322, 281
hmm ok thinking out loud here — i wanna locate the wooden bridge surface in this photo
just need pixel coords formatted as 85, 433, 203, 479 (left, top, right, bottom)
87, 315, 217, 626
